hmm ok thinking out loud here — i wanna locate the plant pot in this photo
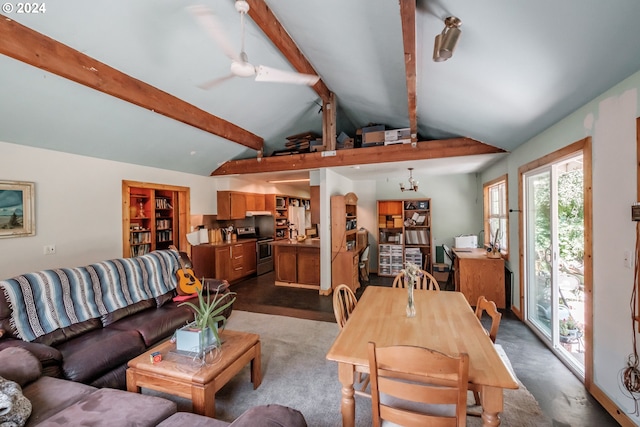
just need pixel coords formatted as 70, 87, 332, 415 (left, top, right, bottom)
175, 323, 218, 355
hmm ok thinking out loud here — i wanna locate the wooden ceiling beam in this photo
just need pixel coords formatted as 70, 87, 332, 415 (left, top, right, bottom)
247, 0, 331, 103
211, 138, 506, 175
0, 15, 264, 151
399, 0, 418, 141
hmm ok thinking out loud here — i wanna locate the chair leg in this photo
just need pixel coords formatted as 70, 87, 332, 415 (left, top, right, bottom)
473, 390, 481, 405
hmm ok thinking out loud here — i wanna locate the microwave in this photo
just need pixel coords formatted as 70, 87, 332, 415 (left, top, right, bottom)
275, 197, 286, 209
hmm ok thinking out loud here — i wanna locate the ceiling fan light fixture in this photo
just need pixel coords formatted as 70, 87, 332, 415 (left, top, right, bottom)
399, 168, 419, 192
433, 16, 462, 62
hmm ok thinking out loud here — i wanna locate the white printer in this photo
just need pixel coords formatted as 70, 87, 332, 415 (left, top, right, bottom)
454, 235, 478, 249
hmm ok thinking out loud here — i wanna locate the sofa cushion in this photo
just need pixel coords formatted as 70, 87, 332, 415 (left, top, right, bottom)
157, 412, 229, 427
88, 362, 127, 390
39, 388, 177, 427
107, 304, 193, 347
23, 376, 96, 427
56, 329, 145, 384
100, 298, 156, 327
228, 405, 308, 427
0, 347, 41, 387
0, 339, 62, 378
33, 318, 103, 347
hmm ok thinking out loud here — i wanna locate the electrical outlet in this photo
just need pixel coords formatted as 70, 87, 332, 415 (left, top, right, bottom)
43, 244, 56, 255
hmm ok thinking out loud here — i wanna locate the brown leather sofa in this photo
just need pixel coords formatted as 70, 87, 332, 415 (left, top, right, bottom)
0, 250, 194, 389
0, 347, 308, 427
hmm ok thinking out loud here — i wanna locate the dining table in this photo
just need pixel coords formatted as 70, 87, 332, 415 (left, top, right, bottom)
325, 286, 519, 427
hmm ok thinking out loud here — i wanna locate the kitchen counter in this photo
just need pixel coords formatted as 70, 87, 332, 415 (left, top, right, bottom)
269, 238, 320, 248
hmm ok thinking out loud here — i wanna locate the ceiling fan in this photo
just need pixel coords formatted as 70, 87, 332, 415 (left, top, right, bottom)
188, 1, 320, 89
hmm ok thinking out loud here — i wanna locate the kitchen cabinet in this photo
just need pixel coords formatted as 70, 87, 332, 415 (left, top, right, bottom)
310, 185, 320, 225
191, 240, 257, 283
245, 193, 266, 211
217, 191, 246, 220
272, 240, 320, 289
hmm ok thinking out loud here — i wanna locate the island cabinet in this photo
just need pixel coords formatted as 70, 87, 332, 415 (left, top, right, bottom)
191, 240, 256, 283
453, 248, 505, 309
272, 240, 320, 290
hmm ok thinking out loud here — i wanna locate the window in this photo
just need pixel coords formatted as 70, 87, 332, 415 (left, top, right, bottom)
483, 175, 508, 258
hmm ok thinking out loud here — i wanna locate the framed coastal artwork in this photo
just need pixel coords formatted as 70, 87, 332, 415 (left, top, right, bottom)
0, 181, 35, 238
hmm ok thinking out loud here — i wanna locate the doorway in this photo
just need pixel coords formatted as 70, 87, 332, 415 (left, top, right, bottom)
519, 138, 592, 381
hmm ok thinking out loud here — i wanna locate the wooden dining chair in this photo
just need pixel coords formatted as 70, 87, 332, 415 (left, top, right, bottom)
392, 269, 440, 290
333, 284, 370, 395
368, 342, 469, 427
469, 295, 502, 408
475, 295, 502, 343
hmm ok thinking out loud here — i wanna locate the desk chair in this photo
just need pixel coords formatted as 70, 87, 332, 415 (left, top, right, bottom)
442, 244, 456, 291
333, 284, 370, 396
368, 342, 469, 427
359, 245, 370, 284
392, 269, 440, 291
469, 296, 502, 408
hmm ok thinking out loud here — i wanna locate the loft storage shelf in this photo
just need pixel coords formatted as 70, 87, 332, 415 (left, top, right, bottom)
377, 198, 432, 276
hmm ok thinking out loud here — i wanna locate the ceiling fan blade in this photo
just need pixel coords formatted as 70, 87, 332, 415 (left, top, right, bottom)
198, 73, 236, 90
187, 5, 241, 63
255, 65, 320, 86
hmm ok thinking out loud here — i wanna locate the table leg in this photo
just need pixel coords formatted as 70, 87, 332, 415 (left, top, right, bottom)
125, 369, 140, 393
192, 383, 216, 418
480, 385, 503, 427
251, 341, 262, 389
338, 362, 355, 427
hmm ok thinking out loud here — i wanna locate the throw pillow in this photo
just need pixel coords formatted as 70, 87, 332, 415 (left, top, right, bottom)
0, 376, 31, 427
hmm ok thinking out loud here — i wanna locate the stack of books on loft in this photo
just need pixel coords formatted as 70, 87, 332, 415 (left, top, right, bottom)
281, 131, 320, 154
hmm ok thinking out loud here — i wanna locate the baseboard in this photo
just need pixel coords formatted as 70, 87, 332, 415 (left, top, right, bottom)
590, 382, 636, 426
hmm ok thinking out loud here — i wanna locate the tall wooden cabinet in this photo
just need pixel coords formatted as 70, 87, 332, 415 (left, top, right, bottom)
122, 181, 190, 258
377, 198, 432, 276
331, 192, 360, 292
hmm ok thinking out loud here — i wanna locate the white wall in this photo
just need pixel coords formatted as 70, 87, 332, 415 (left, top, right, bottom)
0, 141, 217, 278
481, 70, 640, 423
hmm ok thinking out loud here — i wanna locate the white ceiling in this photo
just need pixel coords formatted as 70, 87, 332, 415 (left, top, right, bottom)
3, 0, 640, 179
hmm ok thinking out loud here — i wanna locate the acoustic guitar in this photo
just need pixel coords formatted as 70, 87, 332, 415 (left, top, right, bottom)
170, 245, 203, 295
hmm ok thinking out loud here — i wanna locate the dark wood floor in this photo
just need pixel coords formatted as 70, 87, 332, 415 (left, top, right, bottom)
231, 272, 619, 426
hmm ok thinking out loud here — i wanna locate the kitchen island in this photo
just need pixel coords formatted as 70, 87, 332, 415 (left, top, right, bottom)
270, 239, 320, 290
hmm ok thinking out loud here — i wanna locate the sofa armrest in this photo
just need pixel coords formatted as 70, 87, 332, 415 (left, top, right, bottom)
0, 346, 42, 387
229, 405, 307, 427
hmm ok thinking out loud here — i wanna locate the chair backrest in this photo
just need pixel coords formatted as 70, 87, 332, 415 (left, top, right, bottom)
392, 270, 440, 291
368, 342, 468, 427
333, 284, 358, 329
442, 244, 454, 263
360, 245, 370, 262
475, 296, 502, 343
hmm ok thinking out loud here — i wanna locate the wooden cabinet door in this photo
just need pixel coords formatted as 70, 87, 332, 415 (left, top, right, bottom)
191, 245, 216, 279
275, 246, 297, 282
310, 186, 320, 225
245, 193, 256, 211
297, 247, 320, 286
254, 194, 266, 210
214, 246, 231, 281
243, 241, 257, 274
229, 193, 246, 219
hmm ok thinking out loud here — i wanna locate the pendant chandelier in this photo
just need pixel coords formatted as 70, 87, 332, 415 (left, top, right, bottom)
400, 168, 419, 192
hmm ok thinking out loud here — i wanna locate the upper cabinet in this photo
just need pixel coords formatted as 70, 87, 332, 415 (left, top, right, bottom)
217, 191, 246, 220
122, 181, 190, 258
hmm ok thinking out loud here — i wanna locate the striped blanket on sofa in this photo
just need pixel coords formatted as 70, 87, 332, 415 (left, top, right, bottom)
0, 250, 179, 342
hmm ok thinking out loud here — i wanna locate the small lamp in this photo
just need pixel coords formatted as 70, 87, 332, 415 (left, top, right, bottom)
433, 16, 462, 62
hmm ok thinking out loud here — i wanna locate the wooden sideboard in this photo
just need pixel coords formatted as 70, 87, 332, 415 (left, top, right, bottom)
453, 248, 506, 309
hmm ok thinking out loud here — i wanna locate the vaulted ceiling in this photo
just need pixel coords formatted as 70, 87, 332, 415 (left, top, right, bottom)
2, 0, 640, 179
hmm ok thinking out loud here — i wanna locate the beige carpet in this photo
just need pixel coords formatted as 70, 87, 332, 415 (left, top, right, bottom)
146, 310, 552, 426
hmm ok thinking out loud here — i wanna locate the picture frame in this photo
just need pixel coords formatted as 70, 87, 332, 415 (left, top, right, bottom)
0, 180, 35, 238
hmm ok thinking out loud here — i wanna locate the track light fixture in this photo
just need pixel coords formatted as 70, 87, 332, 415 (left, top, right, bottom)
400, 168, 419, 192
433, 16, 462, 62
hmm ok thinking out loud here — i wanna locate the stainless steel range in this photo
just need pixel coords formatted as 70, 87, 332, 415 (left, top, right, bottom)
236, 226, 274, 275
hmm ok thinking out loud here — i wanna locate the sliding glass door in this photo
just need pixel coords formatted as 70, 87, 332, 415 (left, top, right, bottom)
524, 154, 585, 377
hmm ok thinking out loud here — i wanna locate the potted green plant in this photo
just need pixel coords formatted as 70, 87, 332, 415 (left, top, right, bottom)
559, 317, 581, 343
176, 286, 236, 356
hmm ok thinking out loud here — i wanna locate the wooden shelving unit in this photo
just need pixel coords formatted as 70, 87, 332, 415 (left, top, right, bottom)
122, 181, 190, 258
265, 194, 310, 240
331, 192, 360, 292
377, 198, 432, 276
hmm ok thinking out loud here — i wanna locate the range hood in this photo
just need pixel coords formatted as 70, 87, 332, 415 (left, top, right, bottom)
245, 211, 273, 217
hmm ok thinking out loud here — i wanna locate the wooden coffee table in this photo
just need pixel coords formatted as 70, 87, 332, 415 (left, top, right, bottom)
126, 329, 261, 418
